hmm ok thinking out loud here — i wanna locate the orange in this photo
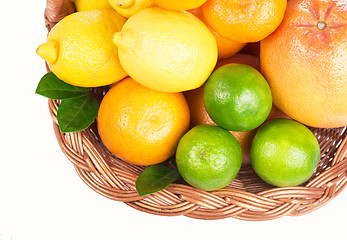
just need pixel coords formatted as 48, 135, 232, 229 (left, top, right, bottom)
188, 8, 245, 59
201, 0, 287, 43
97, 77, 190, 166
251, 119, 321, 187
184, 84, 214, 128
154, 0, 207, 10
261, 0, 347, 128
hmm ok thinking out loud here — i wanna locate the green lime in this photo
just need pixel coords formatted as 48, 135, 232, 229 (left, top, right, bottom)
203, 63, 272, 132
250, 118, 321, 187
175, 124, 242, 191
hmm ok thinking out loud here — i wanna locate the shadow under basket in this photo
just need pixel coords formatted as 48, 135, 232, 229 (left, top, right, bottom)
43, 0, 347, 221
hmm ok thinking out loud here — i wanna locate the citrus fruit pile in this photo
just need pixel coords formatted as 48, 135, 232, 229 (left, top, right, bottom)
36, 0, 347, 194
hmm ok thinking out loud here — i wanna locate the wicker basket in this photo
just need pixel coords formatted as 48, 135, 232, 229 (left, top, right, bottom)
43, 0, 347, 221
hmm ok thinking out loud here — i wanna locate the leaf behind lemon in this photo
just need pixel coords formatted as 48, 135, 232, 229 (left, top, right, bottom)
35, 72, 90, 100
57, 95, 99, 133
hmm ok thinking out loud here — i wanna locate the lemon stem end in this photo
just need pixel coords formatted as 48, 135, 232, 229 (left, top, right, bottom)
112, 32, 123, 48
115, 0, 134, 8
36, 40, 59, 64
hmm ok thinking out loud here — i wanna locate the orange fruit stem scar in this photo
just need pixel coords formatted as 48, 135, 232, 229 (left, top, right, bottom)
36, 40, 59, 64
317, 21, 326, 30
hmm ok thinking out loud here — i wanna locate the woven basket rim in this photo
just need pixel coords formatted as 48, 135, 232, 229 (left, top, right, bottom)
43, 0, 347, 221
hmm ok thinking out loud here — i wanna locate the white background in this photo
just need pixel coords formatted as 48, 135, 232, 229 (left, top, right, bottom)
1, 1, 346, 240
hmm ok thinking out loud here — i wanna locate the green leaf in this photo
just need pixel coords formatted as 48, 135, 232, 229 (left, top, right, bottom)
57, 95, 99, 133
35, 72, 90, 100
136, 163, 181, 196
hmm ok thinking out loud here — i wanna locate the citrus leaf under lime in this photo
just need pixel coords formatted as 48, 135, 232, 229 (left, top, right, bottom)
136, 164, 180, 196
35, 72, 90, 100
57, 95, 99, 133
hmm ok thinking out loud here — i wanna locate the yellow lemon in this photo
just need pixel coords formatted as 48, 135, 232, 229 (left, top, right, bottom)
37, 10, 128, 87
112, 7, 218, 93
72, 0, 113, 11
109, 0, 155, 18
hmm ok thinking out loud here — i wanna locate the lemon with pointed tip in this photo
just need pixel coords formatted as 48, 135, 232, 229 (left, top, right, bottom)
72, 0, 113, 11
36, 10, 127, 87
109, 0, 155, 18
112, 7, 218, 93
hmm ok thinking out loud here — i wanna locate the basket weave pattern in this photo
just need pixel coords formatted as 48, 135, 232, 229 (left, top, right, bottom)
44, 0, 347, 220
